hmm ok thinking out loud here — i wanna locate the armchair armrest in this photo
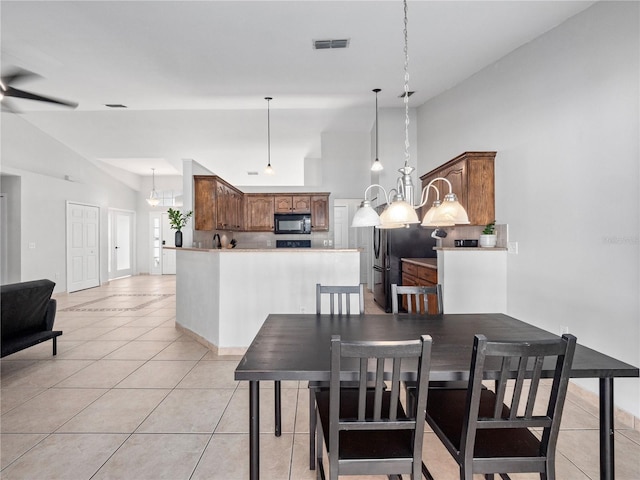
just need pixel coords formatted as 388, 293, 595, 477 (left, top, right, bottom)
44, 299, 57, 331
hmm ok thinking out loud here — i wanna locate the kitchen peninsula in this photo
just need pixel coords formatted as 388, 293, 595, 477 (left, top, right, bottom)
168, 247, 361, 354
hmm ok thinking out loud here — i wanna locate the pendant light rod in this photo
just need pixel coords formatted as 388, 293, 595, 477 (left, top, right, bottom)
264, 97, 274, 175
371, 89, 383, 172
403, 0, 410, 168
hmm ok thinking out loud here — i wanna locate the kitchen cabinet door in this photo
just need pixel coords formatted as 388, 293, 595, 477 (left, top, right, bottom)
245, 195, 275, 231
310, 195, 329, 231
275, 195, 311, 213
194, 176, 217, 231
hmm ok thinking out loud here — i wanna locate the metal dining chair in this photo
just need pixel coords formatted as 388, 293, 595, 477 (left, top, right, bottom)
314, 334, 432, 479
423, 333, 577, 480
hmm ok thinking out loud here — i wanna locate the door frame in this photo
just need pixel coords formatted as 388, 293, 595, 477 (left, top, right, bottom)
66, 201, 101, 293
108, 207, 136, 280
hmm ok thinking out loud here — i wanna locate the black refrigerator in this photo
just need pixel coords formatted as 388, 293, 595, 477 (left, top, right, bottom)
373, 224, 437, 312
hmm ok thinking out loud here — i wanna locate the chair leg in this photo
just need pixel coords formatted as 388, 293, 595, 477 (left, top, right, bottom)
52, 337, 57, 356
274, 381, 281, 436
309, 387, 316, 470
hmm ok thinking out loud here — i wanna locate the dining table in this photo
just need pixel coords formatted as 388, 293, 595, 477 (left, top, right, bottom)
234, 312, 639, 480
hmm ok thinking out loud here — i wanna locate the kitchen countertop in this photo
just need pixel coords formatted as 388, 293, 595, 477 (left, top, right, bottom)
401, 257, 438, 269
164, 246, 361, 252
434, 247, 507, 251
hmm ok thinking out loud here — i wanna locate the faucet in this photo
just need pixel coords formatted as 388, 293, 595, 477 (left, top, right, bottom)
213, 234, 221, 249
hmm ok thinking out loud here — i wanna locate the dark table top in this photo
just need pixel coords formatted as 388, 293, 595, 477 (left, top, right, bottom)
234, 313, 639, 382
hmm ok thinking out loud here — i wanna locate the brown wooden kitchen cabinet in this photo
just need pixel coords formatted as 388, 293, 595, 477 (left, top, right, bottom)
274, 195, 311, 213
310, 195, 329, 231
420, 151, 495, 226
193, 176, 244, 231
401, 259, 439, 315
245, 195, 275, 232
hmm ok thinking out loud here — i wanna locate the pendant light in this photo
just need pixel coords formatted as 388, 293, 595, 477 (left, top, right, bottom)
352, 0, 469, 228
371, 88, 383, 172
264, 97, 275, 175
146, 168, 160, 206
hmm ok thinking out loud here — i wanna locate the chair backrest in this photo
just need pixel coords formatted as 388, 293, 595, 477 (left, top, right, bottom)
391, 283, 443, 314
316, 283, 364, 315
329, 334, 432, 474
1, 279, 55, 339
461, 333, 577, 465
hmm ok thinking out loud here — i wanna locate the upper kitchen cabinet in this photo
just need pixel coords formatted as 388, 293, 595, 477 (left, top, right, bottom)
420, 151, 496, 226
274, 195, 311, 213
193, 176, 244, 231
245, 194, 275, 232
310, 194, 329, 231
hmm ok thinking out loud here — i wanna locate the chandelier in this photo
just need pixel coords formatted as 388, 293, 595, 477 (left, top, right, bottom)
352, 0, 469, 229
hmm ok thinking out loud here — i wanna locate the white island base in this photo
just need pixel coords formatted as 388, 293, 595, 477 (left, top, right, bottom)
172, 248, 361, 354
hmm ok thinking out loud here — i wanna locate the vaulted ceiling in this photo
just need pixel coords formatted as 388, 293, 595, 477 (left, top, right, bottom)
1, 1, 594, 187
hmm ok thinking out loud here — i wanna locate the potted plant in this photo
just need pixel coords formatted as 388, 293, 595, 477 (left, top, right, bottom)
479, 221, 497, 248
167, 208, 193, 248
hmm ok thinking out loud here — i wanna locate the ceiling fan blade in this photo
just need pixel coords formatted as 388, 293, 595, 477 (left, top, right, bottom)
5, 86, 78, 108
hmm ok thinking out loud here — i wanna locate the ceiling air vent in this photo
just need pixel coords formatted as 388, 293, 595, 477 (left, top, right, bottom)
313, 39, 350, 50
247, 171, 259, 176
105, 104, 128, 108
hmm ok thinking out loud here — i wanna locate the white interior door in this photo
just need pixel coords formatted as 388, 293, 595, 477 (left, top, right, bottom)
161, 212, 176, 275
67, 202, 100, 292
333, 204, 349, 249
109, 209, 134, 279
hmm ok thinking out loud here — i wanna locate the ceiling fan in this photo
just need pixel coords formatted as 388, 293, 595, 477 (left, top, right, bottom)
0, 67, 78, 112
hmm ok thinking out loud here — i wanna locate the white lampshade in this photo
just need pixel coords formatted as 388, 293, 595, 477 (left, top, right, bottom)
371, 158, 383, 172
351, 200, 381, 227
381, 198, 419, 226
146, 190, 160, 207
433, 193, 470, 225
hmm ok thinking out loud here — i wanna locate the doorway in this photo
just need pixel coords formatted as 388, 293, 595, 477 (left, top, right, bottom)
108, 209, 135, 279
161, 212, 176, 274
66, 202, 100, 292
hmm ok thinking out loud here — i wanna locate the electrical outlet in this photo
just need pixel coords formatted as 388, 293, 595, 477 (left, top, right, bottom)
328, 239, 333, 246
28, 242, 36, 249
507, 241, 518, 254
323, 240, 328, 246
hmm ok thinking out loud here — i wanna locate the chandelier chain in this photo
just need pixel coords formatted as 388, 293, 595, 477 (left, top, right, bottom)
403, 0, 410, 167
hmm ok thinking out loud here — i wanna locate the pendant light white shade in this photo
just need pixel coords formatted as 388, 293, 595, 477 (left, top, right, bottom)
371, 159, 383, 172
146, 168, 160, 206
383, 197, 420, 225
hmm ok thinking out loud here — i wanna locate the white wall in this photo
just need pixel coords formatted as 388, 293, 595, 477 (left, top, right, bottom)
417, 1, 639, 416
1, 114, 138, 292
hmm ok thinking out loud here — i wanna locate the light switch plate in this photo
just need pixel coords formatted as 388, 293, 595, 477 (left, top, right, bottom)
507, 241, 518, 254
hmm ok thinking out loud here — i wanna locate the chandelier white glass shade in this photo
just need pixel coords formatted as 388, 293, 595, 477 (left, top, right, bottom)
420, 178, 469, 226
370, 88, 383, 172
264, 97, 274, 175
351, 177, 469, 228
146, 168, 160, 207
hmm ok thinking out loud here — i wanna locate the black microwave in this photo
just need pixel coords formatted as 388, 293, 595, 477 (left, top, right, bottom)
274, 214, 311, 234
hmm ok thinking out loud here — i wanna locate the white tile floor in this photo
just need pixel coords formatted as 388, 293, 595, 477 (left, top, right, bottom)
1, 275, 639, 479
